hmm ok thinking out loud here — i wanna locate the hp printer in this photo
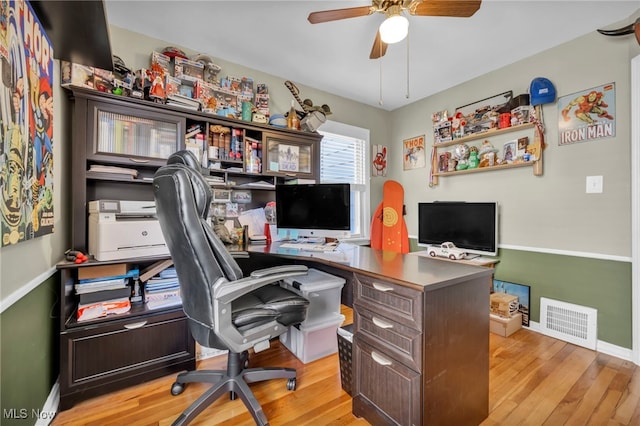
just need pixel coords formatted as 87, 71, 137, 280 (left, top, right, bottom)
88, 200, 169, 261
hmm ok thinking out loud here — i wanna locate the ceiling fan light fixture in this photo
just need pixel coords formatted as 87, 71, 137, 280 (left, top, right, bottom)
379, 14, 409, 44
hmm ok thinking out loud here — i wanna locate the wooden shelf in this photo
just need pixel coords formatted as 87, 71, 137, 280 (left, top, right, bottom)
434, 160, 536, 177
431, 121, 541, 185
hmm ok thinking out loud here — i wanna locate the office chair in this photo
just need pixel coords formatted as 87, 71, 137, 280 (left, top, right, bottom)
154, 150, 310, 426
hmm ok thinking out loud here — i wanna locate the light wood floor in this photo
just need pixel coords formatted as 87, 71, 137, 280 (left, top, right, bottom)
52, 311, 640, 425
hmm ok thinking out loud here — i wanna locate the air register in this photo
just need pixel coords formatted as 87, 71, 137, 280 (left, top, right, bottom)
88, 200, 169, 261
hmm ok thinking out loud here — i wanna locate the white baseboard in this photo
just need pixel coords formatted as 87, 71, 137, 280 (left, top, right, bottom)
36, 378, 59, 425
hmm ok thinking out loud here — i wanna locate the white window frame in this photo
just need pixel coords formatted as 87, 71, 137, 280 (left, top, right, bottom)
319, 120, 370, 243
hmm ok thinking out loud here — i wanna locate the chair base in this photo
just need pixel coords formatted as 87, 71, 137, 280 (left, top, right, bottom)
171, 351, 297, 426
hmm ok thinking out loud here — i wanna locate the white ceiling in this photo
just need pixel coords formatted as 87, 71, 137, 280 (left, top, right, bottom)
104, 1, 639, 111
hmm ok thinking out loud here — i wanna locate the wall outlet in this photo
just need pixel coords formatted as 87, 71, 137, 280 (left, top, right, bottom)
586, 175, 603, 193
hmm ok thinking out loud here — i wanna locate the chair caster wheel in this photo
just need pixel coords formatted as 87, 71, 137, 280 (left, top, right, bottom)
287, 378, 296, 391
171, 382, 184, 396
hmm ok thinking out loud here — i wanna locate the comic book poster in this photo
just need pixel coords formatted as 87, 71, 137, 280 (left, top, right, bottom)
558, 83, 615, 146
403, 135, 425, 170
0, 0, 54, 246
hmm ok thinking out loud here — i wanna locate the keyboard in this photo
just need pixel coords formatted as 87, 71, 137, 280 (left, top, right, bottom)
279, 242, 338, 252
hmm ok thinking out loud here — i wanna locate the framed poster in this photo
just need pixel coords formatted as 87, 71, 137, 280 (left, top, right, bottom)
0, 1, 55, 246
278, 144, 299, 172
403, 135, 426, 170
492, 280, 531, 326
558, 82, 616, 145
456, 91, 512, 135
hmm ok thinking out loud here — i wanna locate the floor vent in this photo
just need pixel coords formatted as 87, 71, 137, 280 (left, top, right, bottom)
540, 297, 598, 350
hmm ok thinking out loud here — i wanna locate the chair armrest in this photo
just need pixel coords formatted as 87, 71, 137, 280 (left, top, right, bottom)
250, 265, 308, 278
213, 268, 308, 304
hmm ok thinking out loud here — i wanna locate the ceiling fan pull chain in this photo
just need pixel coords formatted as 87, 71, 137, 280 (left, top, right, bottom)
379, 52, 384, 106
406, 32, 410, 99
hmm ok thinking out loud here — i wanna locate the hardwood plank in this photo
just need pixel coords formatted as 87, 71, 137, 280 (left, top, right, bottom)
53, 314, 640, 426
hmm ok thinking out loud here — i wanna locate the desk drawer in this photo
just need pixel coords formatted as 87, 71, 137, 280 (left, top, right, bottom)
59, 309, 194, 408
354, 273, 423, 331
352, 337, 421, 426
355, 307, 422, 372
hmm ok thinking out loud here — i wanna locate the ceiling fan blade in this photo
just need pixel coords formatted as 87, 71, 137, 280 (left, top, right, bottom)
308, 6, 374, 24
412, 0, 481, 17
369, 32, 388, 59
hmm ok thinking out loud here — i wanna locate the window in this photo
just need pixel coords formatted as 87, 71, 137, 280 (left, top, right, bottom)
319, 121, 370, 241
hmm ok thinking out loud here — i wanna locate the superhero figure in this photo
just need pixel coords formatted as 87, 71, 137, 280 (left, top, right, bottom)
561, 90, 613, 124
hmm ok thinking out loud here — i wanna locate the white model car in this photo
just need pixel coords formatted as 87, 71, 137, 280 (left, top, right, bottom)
427, 242, 468, 260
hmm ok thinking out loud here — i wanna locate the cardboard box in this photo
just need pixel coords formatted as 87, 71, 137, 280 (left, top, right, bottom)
77, 263, 130, 280
61, 61, 94, 88
490, 292, 519, 318
174, 57, 204, 82
490, 312, 522, 337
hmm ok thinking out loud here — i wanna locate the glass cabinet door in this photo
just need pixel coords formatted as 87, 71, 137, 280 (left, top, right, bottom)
263, 134, 318, 180
88, 101, 184, 165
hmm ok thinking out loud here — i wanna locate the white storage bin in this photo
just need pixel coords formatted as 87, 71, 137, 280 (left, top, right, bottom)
280, 313, 345, 364
281, 268, 345, 327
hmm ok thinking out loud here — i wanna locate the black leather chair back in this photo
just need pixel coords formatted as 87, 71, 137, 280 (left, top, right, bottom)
153, 152, 243, 336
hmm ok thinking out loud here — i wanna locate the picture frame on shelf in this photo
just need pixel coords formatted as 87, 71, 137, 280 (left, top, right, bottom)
213, 189, 232, 203
492, 280, 531, 326
231, 190, 252, 203
516, 137, 529, 159
502, 140, 517, 163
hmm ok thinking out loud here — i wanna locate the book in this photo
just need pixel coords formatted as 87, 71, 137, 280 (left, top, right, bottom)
79, 287, 131, 305
145, 288, 182, 309
75, 278, 128, 294
78, 269, 139, 284
88, 164, 138, 177
78, 263, 130, 280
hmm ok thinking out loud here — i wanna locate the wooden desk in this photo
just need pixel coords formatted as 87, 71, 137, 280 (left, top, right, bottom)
243, 242, 492, 426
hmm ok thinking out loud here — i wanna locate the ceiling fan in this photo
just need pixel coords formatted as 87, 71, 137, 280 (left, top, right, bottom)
308, 0, 482, 59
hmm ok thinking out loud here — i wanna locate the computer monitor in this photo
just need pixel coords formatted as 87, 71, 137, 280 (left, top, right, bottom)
275, 183, 351, 240
417, 201, 499, 257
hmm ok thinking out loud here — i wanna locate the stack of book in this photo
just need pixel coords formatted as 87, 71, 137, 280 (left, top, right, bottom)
144, 267, 181, 309
87, 164, 138, 180
75, 268, 139, 322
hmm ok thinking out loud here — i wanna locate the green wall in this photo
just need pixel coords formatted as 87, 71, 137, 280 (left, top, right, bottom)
1, 275, 59, 426
494, 249, 632, 348
409, 239, 631, 348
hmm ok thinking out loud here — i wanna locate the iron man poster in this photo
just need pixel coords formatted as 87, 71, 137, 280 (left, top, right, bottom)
0, 0, 54, 246
558, 82, 616, 146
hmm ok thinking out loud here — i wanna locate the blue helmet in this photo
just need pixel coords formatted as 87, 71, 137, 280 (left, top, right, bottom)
530, 77, 556, 106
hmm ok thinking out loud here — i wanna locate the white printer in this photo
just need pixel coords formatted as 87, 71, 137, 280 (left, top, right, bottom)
88, 200, 170, 261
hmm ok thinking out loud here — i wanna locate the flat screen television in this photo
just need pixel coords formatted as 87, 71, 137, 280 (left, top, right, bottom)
275, 183, 351, 240
418, 201, 498, 257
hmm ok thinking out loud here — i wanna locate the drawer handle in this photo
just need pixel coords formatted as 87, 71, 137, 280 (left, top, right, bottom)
372, 282, 393, 292
124, 321, 147, 329
372, 317, 393, 329
371, 351, 392, 366
129, 158, 150, 163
